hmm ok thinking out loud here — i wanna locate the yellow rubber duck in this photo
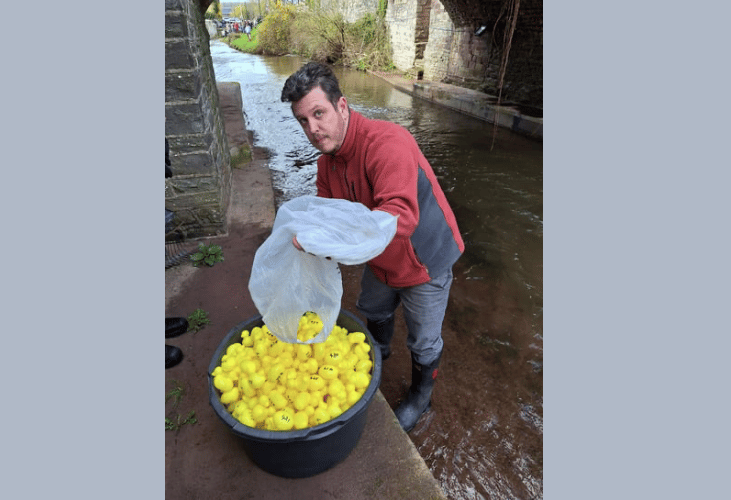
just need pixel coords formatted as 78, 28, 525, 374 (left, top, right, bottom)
318, 364, 339, 380
213, 374, 234, 393
220, 387, 240, 405
273, 410, 295, 431
293, 411, 309, 430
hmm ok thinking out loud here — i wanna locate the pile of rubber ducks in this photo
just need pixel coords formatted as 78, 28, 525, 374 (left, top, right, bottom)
211, 312, 373, 431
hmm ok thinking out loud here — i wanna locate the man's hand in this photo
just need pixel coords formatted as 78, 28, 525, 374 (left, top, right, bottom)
292, 236, 304, 251
292, 235, 331, 260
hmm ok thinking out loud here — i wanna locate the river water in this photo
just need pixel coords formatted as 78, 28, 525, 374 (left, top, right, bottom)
211, 41, 543, 500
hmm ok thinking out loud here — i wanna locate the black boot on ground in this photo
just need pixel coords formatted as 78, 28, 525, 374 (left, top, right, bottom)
166, 317, 189, 338
166, 345, 183, 369
366, 316, 395, 361
394, 352, 441, 432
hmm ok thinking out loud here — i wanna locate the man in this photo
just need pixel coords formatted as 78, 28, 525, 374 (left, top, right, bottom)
281, 62, 464, 432
244, 20, 252, 41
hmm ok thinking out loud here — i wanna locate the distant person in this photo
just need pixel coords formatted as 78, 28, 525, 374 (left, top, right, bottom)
281, 62, 464, 432
244, 21, 252, 41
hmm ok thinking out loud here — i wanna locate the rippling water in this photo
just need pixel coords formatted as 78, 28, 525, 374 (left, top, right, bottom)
212, 41, 543, 499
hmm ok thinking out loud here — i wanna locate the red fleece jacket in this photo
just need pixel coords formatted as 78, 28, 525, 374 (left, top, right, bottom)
316, 110, 464, 287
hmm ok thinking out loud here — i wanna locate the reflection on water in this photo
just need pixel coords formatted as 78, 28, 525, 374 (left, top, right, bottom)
212, 42, 543, 500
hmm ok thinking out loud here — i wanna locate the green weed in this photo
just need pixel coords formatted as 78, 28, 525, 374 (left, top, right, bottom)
165, 410, 198, 431
165, 382, 198, 431
190, 243, 224, 267
166, 382, 185, 407
187, 308, 210, 333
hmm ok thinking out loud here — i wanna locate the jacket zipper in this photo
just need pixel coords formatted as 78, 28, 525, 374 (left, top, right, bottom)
339, 162, 355, 202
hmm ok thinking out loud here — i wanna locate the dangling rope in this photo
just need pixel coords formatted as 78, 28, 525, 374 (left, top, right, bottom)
490, 0, 520, 151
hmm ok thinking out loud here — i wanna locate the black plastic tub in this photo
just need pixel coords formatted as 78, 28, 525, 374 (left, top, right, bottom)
208, 309, 382, 478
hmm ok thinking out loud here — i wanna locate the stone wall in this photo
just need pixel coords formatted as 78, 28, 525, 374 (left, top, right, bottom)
204, 19, 219, 37
323, 0, 380, 23
421, 0, 491, 89
325, 0, 542, 107
500, 0, 543, 105
422, 0, 543, 106
385, 0, 418, 70
421, 0, 457, 81
165, 0, 232, 241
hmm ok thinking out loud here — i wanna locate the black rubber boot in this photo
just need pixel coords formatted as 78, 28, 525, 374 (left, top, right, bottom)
394, 352, 441, 432
367, 316, 395, 361
166, 345, 183, 369
165, 317, 189, 338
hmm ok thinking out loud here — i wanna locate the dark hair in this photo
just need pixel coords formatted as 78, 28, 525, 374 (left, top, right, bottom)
281, 62, 343, 108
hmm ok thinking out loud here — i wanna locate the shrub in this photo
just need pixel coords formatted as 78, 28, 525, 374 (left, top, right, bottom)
257, 2, 393, 71
343, 13, 393, 71
290, 9, 393, 71
256, 1, 297, 56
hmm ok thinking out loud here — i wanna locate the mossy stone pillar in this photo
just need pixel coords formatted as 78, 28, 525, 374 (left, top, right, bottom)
165, 0, 231, 240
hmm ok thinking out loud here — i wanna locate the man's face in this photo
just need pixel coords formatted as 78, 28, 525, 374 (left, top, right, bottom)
291, 86, 349, 155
